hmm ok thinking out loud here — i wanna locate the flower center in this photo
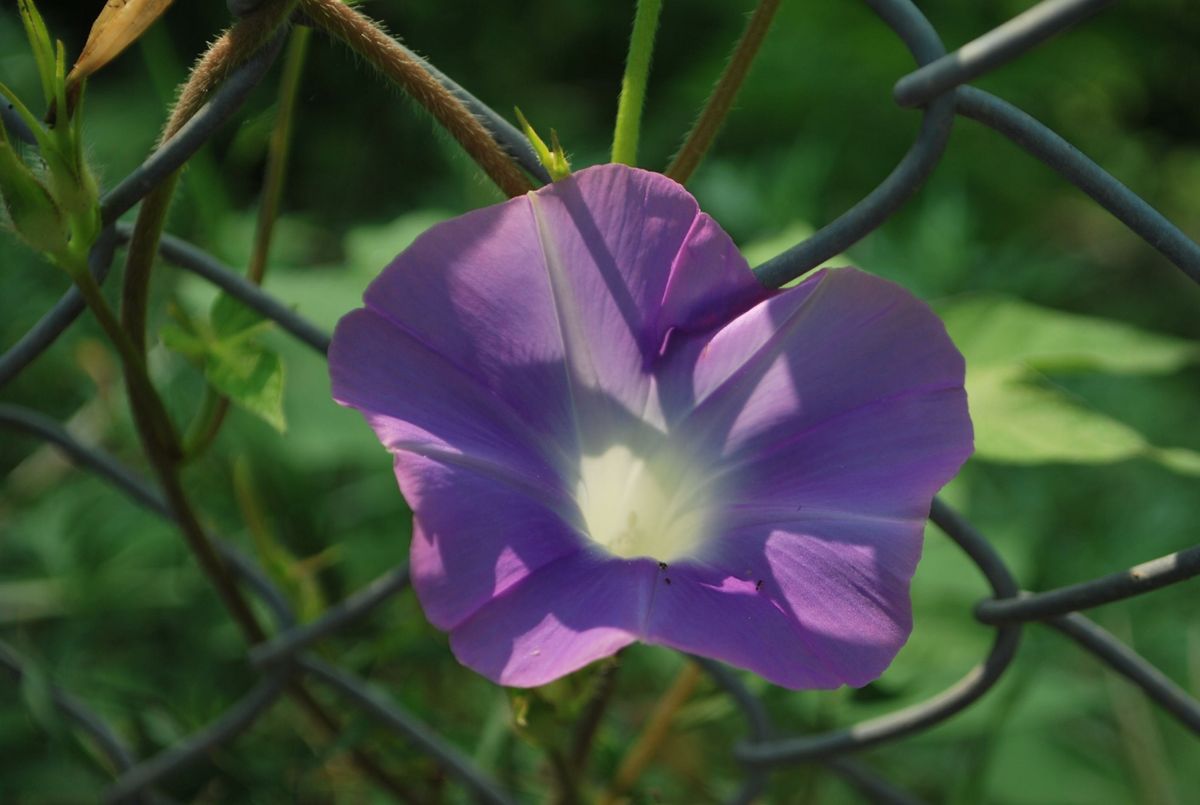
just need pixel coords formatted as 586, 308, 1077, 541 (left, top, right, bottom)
575, 443, 716, 562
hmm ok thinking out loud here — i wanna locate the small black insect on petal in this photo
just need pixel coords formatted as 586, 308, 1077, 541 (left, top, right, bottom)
664, 578, 672, 585
658, 561, 668, 571
755, 579, 764, 591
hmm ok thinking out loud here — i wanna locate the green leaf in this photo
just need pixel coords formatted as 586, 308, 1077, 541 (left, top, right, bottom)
206, 343, 286, 433
937, 294, 1200, 475
939, 293, 1200, 375
967, 367, 1200, 474
17, 0, 56, 107
210, 292, 267, 340
158, 323, 207, 361
0, 138, 68, 254
160, 295, 288, 432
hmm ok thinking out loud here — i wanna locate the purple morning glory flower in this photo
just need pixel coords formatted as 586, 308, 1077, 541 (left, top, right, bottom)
329, 164, 972, 690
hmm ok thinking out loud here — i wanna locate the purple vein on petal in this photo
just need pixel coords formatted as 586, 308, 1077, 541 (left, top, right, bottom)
709, 382, 966, 472
356, 305, 575, 473
721, 504, 926, 530
528, 190, 599, 449
637, 209, 705, 425
682, 271, 832, 429
652, 557, 846, 685
387, 439, 582, 525
638, 556, 665, 639
448, 548, 589, 633
783, 533, 914, 635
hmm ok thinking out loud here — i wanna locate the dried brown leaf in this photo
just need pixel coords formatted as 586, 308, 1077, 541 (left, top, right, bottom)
67, 0, 174, 85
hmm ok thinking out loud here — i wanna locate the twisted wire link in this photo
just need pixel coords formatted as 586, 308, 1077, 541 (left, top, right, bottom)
977, 546, 1200, 624
753, 0, 955, 288
893, 0, 1115, 108
3, 0, 1200, 801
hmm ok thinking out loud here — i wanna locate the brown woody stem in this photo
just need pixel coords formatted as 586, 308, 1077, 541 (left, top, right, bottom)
114, 2, 414, 799
119, 0, 298, 647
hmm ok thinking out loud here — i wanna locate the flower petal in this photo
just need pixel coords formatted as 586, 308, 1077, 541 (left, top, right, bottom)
720, 388, 971, 518
678, 267, 968, 459
656, 210, 769, 339
330, 308, 567, 486
647, 512, 922, 688
641, 267, 971, 688
338, 163, 765, 457
521, 165, 766, 431
676, 267, 972, 519
400, 452, 584, 632
448, 552, 656, 687
353, 189, 580, 457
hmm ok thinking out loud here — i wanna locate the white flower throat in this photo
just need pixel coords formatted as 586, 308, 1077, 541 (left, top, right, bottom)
575, 443, 716, 562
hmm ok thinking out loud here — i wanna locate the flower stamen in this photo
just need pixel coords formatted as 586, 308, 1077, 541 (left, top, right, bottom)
576, 443, 716, 562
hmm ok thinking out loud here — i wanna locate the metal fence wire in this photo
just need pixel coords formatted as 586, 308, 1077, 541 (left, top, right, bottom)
2, 0, 1199, 802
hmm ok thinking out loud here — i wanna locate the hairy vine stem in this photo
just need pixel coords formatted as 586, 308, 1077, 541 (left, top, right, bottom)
299, 0, 533, 197
666, 0, 782, 183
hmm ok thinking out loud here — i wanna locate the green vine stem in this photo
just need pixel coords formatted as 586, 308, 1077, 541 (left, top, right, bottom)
117, 0, 294, 642
299, 0, 533, 198
182, 26, 311, 463
75, 246, 266, 646
181, 385, 225, 458
113, 2, 417, 799
250, 25, 309, 285
123, 3, 296, 353
665, 0, 781, 183
611, 0, 663, 166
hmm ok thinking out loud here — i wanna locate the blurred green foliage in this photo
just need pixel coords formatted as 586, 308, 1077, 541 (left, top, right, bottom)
1, 0, 1198, 802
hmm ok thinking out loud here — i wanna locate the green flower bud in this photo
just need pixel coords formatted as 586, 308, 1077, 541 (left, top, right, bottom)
0, 139, 68, 254
42, 143, 98, 219
514, 107, 572, 181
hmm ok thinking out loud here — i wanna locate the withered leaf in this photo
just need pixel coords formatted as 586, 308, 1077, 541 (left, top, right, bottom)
67, 0, 174, 86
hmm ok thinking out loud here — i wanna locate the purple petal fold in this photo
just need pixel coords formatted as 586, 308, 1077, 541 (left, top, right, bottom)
449, 553, 656, 687
648, 513, 924, 688
399, 451, 582, 631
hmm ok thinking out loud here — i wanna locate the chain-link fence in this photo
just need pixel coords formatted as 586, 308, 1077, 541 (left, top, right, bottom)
1, 0, 1198, 802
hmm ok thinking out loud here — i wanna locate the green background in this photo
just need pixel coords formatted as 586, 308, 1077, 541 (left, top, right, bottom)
1, 0, 1198, 801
